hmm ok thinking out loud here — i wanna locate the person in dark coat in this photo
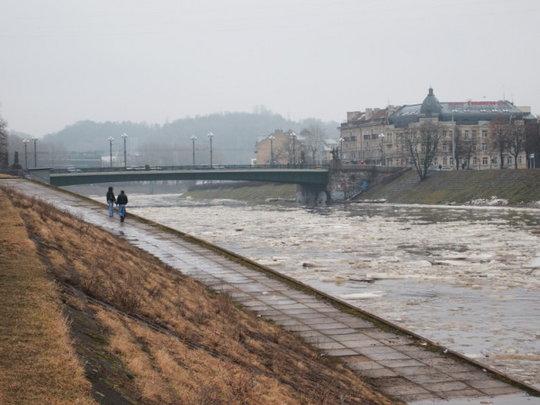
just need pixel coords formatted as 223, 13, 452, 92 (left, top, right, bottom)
106, 186, 116, 217
116, 190, 128, 222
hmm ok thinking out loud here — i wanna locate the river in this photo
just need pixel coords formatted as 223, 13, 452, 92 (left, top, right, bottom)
122, 194, 540, 388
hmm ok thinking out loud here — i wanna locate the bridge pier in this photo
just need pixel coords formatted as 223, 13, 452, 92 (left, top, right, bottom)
296, 184, 328, 205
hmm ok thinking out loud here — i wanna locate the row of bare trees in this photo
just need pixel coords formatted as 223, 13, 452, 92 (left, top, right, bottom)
400, 116, 534, 180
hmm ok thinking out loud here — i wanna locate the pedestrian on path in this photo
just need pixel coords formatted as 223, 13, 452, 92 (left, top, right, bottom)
116, 190, 128, 222
106, 186, 116, 217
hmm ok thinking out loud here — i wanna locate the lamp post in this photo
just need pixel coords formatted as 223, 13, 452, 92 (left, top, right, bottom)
378, 133, 385, 166
121, 133, 128, 169
22, 139, 30, 170
268, 135, 275, 166
207, 131, 214, 168
107, 137, 114, 168
190, 135, 197, 167
32, 138, 38, 168
290, 131, 297, 166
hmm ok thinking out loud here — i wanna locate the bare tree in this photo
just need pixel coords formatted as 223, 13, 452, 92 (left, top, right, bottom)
507, 122, 525, 169
302, 125, 326, 164
490, 116, 510, 169
402, 121, 442, 180
524, 120, 540, 168
454, 129, 476, 170
0, 115, 8, 169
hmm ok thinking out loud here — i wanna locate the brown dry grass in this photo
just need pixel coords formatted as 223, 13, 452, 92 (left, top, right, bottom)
1, 186, 395, 404
0, 192, 94, 404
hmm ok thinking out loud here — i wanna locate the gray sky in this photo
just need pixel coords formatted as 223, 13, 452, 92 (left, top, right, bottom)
1, 0, 539, 135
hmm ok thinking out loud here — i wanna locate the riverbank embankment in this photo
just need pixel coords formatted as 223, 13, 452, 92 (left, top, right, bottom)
176, 170, 540, 207
0, 185, 391, 405
358, 169, 540, 207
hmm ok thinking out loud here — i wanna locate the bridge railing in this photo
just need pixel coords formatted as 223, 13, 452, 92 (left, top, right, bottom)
49, 163, 331, 174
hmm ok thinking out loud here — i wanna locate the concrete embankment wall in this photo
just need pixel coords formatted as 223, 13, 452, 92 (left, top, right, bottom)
359, 169, 540, 206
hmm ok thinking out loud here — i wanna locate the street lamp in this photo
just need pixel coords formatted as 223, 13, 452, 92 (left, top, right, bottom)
32, 138, 38, 168
107, 137, 114, 168
121, 133, 128, 169
268, 135, 275, 166
22, 139, 30, 170
378, 133, 385, 166
290, 131, 297, 166
207, 131, 214, 168
190, 135, 197, 167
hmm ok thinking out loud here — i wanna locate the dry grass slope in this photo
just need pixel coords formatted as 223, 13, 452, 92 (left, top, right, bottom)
0, 186, 393, 405
0, 192, 94, 405
361, 169, 540, 205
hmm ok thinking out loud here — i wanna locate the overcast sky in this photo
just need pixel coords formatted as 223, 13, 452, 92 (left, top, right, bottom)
1, 0, 539, 135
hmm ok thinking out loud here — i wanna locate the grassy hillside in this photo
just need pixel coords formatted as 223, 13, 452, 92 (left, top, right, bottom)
359, 169, 540, 206
184, 182, 297, 203
0, 191, 93, 404
0, 186, 391, 405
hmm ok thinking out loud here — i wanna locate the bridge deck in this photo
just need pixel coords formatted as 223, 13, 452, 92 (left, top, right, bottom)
48, 168, 329, 186
2, 178, 537, 404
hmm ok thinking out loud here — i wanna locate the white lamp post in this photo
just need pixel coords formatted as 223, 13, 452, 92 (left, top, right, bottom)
190, 135, 197, 167
22, 139, 30, 170
290, 131, 297, 165
207, 131, 214, 167
121, 133, 128, 169
268, 135, 275, 166
378, 133, 385, 166
107, 137, 114, 168
32, 138, 38, 168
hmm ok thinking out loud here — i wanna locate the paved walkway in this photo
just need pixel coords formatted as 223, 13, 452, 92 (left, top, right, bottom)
3, 179, 536, 404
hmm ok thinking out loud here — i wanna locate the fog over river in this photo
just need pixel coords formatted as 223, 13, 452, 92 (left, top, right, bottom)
122, 194, 540, 388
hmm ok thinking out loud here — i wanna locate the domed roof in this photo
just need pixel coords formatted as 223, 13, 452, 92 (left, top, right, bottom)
420, 87, 442, 116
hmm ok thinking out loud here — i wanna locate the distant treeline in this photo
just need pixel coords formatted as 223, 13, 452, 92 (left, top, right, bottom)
10, 108, 338, 166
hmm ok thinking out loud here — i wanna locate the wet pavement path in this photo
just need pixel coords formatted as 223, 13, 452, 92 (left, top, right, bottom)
3, 179, 537, 404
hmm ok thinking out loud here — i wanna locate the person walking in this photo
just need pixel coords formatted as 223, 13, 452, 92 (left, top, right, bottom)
116, 190, 128, 222
106, 186, 116, 217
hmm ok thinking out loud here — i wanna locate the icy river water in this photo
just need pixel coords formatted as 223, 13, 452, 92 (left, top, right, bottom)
124, 194, 540, 388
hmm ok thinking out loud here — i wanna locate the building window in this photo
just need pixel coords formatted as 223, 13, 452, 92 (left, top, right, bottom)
443, 143, 448, 152
482, 157, 488, 165
442, 130, 447, 137
371, 134, 378, 140
492, 157, 497, 164
364, 134, 370, 140
450, 158, 454, 166
481, 143, 487, 151
472, 129, 477, 139
465, 130, 469, 138
507, 156, 512, 164
473, 157, 477, 165
482, 130, 487, 138
443, 157, 447, 165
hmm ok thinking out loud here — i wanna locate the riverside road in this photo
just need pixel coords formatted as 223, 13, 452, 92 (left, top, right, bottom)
2, 178, 538, 404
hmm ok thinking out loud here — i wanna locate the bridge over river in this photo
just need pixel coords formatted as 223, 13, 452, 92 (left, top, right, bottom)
32, 164, 405, 203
